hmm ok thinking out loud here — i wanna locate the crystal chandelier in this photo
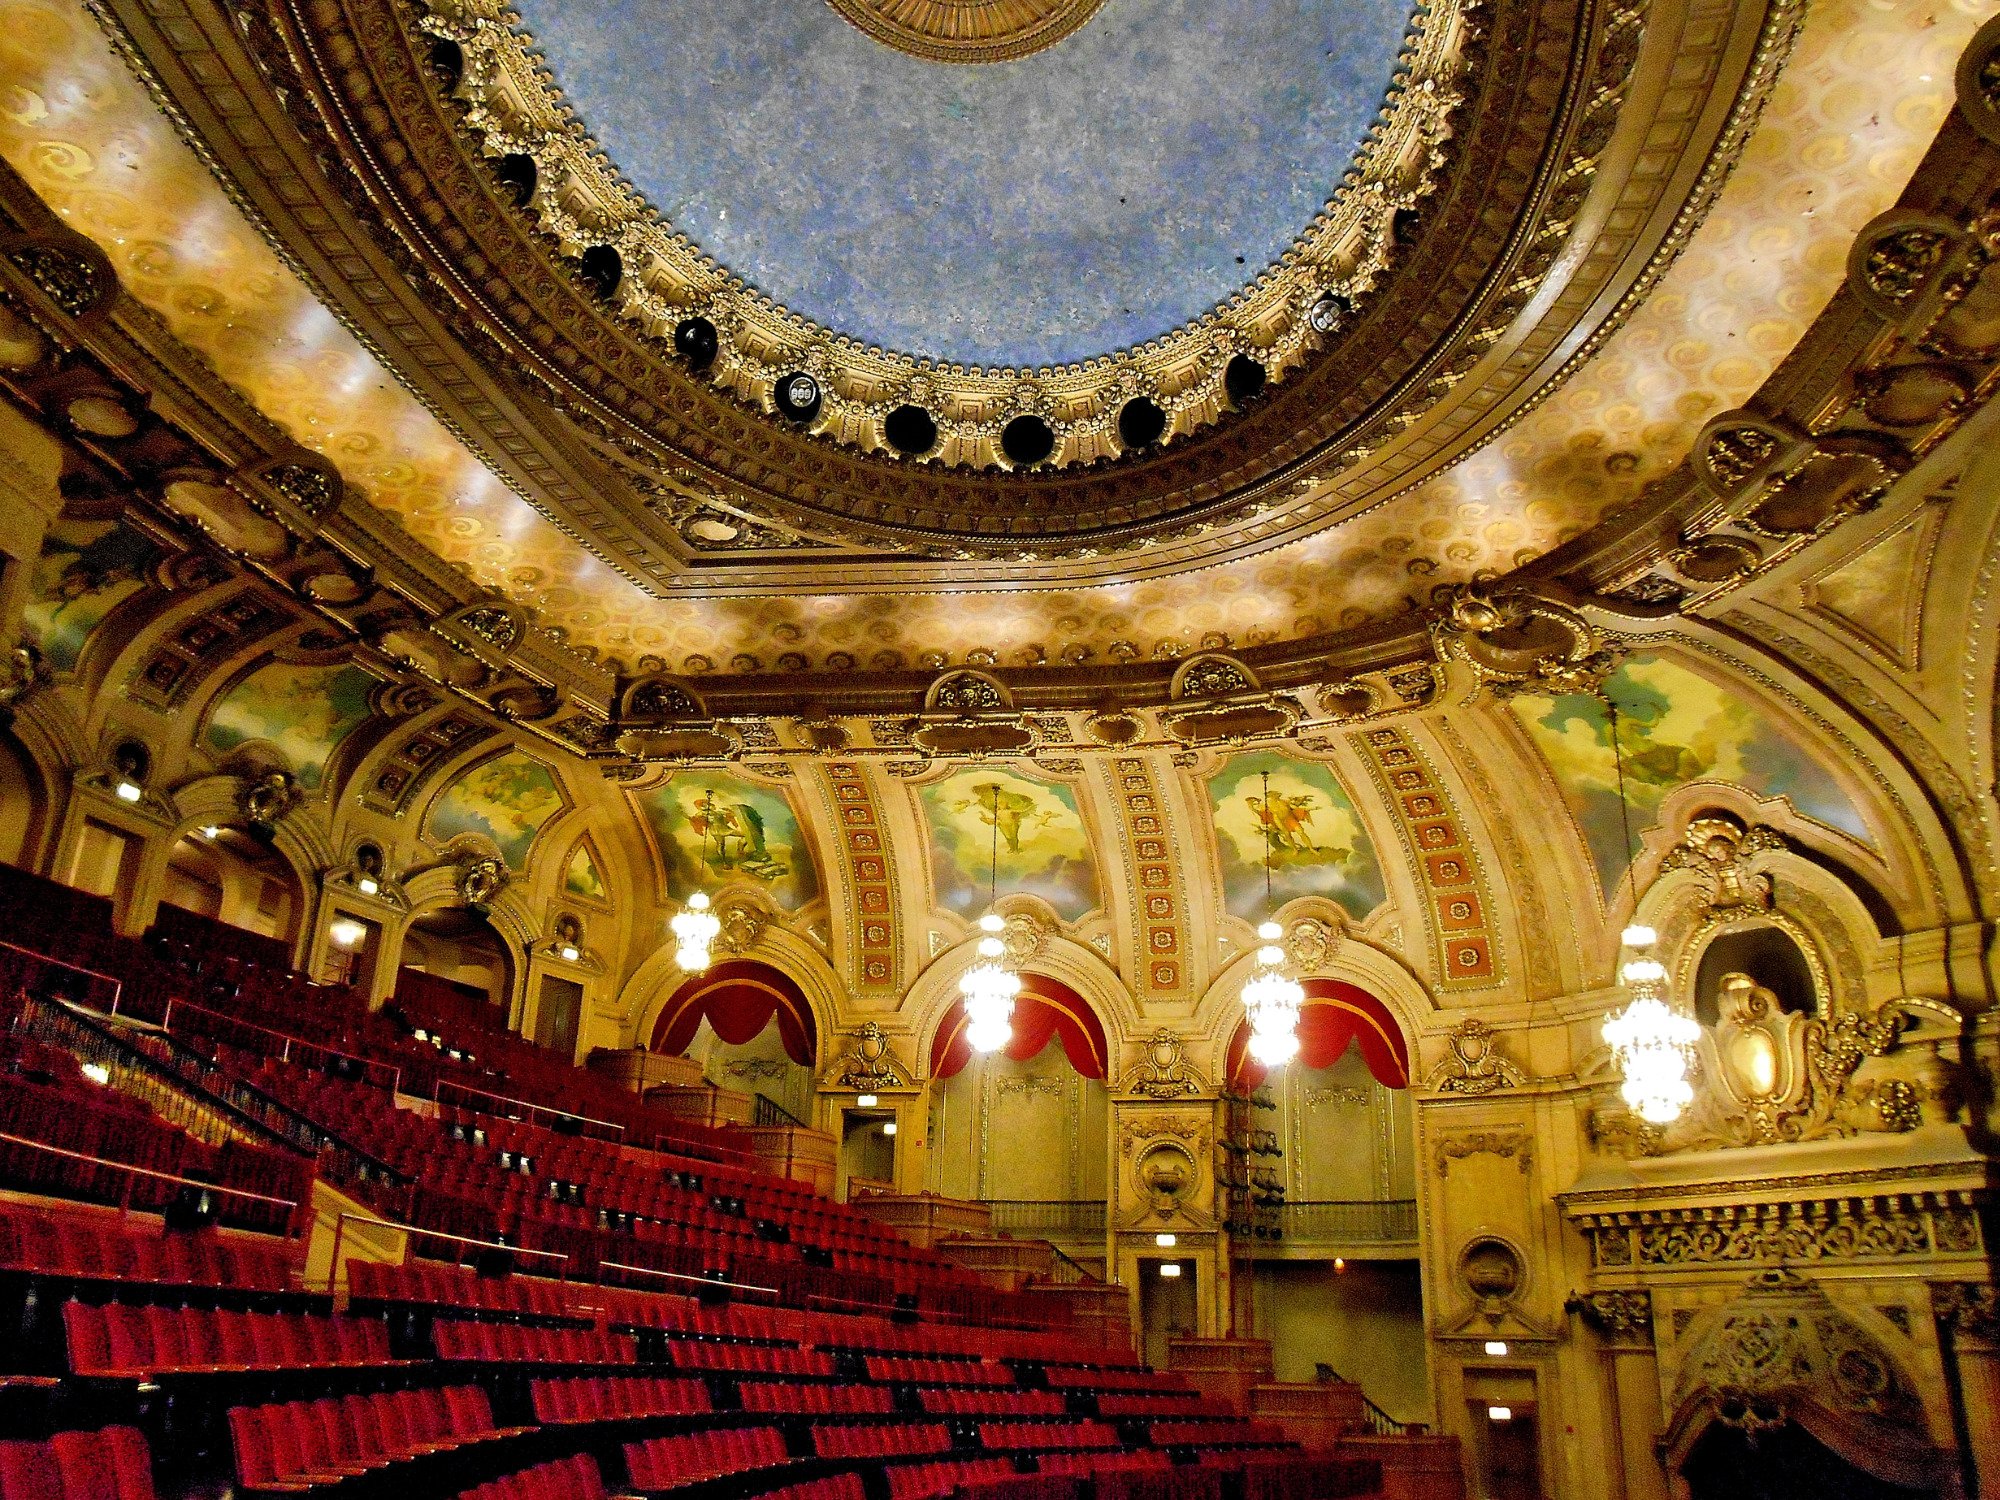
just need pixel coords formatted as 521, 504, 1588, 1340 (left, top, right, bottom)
670, 803, 722, 973
1603, 924, 1698, 1123
1240, 773, 1303, 1068
960, 784, 1019, 1052
1599, 696, 1700, 1123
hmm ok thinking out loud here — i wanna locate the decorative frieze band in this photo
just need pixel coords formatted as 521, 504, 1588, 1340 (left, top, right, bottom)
1574, 1192, 1983, 1272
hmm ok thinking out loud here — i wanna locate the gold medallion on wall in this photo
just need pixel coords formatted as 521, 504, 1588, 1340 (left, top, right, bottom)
823, 0, 1106, 63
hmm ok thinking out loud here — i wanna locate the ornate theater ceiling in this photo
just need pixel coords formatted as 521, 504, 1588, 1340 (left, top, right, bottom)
0, 0, 1991, 735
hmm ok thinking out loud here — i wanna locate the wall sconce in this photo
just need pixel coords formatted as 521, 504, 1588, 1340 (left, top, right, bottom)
1154, 1233, 1177, 1248
328, 918, 367, 949
199, 825, 221, 839
855, 1094, 878, 1108
882, 1121, 897, 1137
1158, 1263, 1183, 1279
1487, 1406, 1513, 1423
114, 781, 142, 802
1484, 1341, 1509, 1356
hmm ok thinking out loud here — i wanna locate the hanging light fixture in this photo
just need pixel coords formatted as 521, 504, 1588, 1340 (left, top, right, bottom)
959, 783, 1021, 1053
1241, 772, 1303, 1068
670, 802, 721, 973
1600, 698, 1700, 1123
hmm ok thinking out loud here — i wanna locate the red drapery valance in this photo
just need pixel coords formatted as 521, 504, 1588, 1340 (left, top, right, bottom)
930, 973, 1109, 1080
649, 960, 817, 1067
1227, 980, 1409, 1090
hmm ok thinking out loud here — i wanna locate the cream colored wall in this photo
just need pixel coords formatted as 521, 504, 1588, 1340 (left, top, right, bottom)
1253, 1259, 1430, 1423
685, 1014, 815, 1122
925, 1039, 1109, 1203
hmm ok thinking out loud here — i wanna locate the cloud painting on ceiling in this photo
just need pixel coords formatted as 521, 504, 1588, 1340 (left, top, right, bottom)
1210, 752, 1386, 922
565, 841, 607, 902
1516, 653, 1871, 892
636, 776, 820, 912
204, 661, 376, 791
20, 518, 159, 674
428, 750, 567, 869
506, 0, 1415, 367
921, 767, 1099, 923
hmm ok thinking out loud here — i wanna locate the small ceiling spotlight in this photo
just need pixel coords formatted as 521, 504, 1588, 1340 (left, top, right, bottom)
774, 371, 822, 423
199, 825, 222, 839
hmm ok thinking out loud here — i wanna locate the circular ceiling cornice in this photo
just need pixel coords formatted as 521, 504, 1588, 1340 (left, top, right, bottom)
822, 0, 1107, 64
424, 0, 1466, 475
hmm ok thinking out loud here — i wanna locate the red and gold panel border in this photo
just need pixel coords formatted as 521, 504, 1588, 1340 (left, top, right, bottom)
825, 761, 899, 992
1105, 757, 1186, 996
1351, 726, 1500, 990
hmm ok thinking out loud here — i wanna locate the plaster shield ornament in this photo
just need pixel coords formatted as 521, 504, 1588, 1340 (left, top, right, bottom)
826, 1021, 907, 1091
1430, 584, 1624, 699
1570, 1289, 1653, 1342
1428, 1017, 1524, 1095
1120, 1030, 1206, 1099
455, 853, 506, 908
238, 769, 302, 829
1283, 916, 1341, 974
714, 898, 770, 956
823, 0, 1106, 64
1659, 813, 1785, 912
1434, 1128, 1531, 1177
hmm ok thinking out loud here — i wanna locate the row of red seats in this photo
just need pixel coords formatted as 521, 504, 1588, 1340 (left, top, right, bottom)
812, 1422, 950, 1460
1097, 1395, 1219, 1417
347, 1260, 584, 1322
457, 1455, 605, 1500
1041, 1451, 1171, 1477
978, 1422, 1121, 1452
887, 1457, 1017, 1500
1150, 1421, 1288, 1448
1048, 1366, 1185, 1392
742, 1380, 893, 1416
0, 1208, 296, 1293
663, 1338, 834, 1377
0, 1426, 155, 1500
921, 1388, 1063, 1416
229, 1386, 525, 1490
64, 1302, 392, 1377
866, 1356, 1012, 1387
529, 1375, 709, 1424
760, 1477, 865, 1500
622, 1426, 789, 1488
433, 1320, 634, 1365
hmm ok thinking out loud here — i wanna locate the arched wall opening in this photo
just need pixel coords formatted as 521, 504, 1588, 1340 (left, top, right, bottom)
1691, 923, 1820, 1024
396, 906, 516, 1012
1227, 980, 1428, 1425
925, 975, 1111, 1238
157, 824, 307, 955
647, 959, 819, 1124
0, 732, 43, 868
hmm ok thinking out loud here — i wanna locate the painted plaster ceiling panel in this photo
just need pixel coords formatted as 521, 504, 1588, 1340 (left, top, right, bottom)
0, 0, 1985, 678
508, 0, 1415, 368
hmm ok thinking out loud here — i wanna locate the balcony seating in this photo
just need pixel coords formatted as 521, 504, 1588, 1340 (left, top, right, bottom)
622, 1426, 789, 1488
347, 1261, 585, 1322
886, 1458, 1018, 1500
1046, 1367, 1187, 1392
811, 1422, 951, 1460
662, 1339, 833, 1377
0, 1426, 156, 1500
1094, 1396, 1220, 1418
1038, 1451, 1174, 1478
458, 1455, 606, 1500
431, 1320, 636, 1365
918, 1388, 1062, 1417
978, 1422, 1120, 1453
0, 1208, 298, 1293
759, 1479, 866, 1500
865, 1356, 1011, 1386
1149, 1420, 1289, 1449
227, 1386, 527, 1492
64, 1303, 394, 1378
529, 1376, 710, 1424
741, 1381, 893, 1416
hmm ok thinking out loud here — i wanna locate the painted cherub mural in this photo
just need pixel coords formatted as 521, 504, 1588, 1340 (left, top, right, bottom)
637, 775, 819, 911
428, 751, 566, 869
1514, 653, 1870, 892
20, 519, 160, 672
206, 661, 377, 791
1209, 751, 1384, 921
921, 767, 1097, 922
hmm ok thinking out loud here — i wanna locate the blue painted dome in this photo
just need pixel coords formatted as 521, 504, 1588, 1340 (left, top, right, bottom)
508, 0, 1418, 370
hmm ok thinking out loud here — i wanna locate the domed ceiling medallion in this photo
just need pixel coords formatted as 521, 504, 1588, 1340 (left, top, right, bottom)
823, 0, 1107, 63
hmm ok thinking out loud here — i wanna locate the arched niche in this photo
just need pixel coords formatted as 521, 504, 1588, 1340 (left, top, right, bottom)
1691, 921, 1820, 1025
648, 959, 818, 1123
156, 823, 309, 954
395, 905, 518, 1014
924, 973, 1112, 1209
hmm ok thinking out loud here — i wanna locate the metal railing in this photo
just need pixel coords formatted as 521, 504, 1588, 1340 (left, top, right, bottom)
751, 1093, 809, 1130
161, 996, 400, 1092
1317, 1362, 1430, 1436
434, 1077, 626, 1140
0, 940, 123, 1013
1268, 1199, 1418, 1244
19, 994, 408, 1201
1046, 1245, 1102, 1285
327, 1212, 568, 1294
0, 1131, 298, 1225
986, 1199, 1108, 1238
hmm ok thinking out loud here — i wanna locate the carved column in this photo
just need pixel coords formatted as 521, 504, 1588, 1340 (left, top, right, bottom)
1934, 1282, 2000, 1494
1575, 1291, 1666, 1500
